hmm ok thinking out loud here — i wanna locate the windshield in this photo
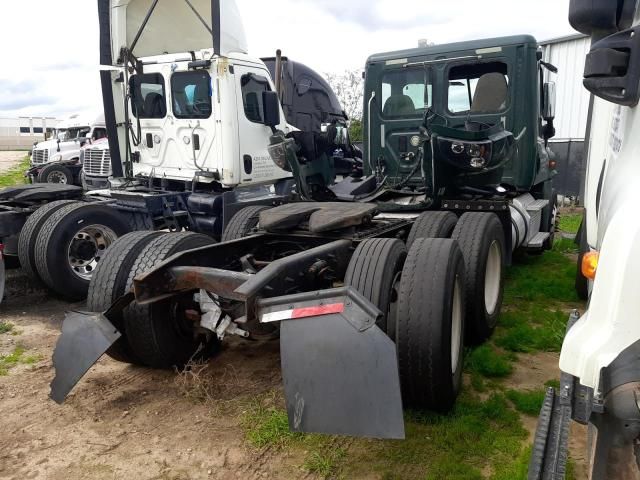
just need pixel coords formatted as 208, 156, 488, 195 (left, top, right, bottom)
381, 68, 432, 118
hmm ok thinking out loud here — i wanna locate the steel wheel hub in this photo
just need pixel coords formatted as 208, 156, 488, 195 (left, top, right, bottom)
67, 225, 117, 280
47, 171, 68, 184
484, 240, 502, 316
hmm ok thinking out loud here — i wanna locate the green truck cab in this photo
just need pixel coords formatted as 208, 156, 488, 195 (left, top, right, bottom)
363, 35, 556, 200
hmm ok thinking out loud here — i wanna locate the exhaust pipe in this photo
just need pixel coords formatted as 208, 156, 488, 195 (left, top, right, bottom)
275, 49, 283, 100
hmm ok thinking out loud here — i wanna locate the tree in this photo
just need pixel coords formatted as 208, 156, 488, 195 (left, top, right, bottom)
325, 70, 364, 122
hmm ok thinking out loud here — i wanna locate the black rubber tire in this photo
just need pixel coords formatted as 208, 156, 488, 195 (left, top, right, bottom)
87, 230, 166, 363
406, 211, 458, 249
17, 200, 81, 280
34, 203, 133, 300
344, 238, 407, 337
124, 232, 217, 369
37, 164, 74, 184
575, 219, 589, 301
452, 212, 506, 344
221, 206, 271, 242
396, 238, 466, 411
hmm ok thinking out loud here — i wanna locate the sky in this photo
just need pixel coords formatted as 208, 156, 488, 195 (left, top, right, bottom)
0, 0, 577, 120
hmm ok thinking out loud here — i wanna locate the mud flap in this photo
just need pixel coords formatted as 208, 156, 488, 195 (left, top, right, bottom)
50, 311, 121, 404
259, 287, 405, 439
528, 387, 572, 480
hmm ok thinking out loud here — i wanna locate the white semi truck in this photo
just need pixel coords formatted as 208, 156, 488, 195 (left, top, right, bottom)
529, 0, 640, 479
0, 0, 350, 301
28, 114, 107, 185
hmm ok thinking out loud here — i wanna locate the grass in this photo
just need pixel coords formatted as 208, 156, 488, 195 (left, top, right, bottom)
0, 322, 14, 334
0, 155, 30, 188
236, 224, 586, 479
559, 213, 582, 235
0, 345, 41, 376
506, 389, 546, 416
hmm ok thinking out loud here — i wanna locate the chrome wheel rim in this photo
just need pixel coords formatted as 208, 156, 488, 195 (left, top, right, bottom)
67, 225, 118, 280
484, 240, 502, 315
47, 171, 68, 184
451, 276, 463, 374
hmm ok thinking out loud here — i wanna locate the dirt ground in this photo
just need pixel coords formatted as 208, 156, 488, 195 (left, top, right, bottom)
0, 269, 588, 480
0, 152, 26, 175
0, 271, 305, 480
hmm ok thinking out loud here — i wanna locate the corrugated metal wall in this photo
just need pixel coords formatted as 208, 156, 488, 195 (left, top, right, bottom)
541, 35, 591, 140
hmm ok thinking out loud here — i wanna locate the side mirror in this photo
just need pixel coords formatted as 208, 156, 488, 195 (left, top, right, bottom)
262, 91, 281, 129
543, 82, 556, 121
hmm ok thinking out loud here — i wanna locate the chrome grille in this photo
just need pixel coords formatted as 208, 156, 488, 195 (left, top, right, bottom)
32, 149, 49, 164
83, 148, 111, 176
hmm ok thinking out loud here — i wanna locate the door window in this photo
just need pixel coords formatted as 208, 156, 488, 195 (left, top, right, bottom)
241, 74, 271, 123
171, 71, 212, 119
448, 62, 509, 114
381, 68, 432, 118
130, 73, 167, 119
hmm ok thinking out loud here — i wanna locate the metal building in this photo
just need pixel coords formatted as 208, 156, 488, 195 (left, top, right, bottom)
540, 33, 591, 200
0, 116, 60, 151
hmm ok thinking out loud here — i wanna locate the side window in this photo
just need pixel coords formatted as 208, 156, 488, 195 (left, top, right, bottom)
130, 73, 167, 119
448, 61, 509, 114
241, 73, 271, 123
171, 71, 212, 119
381, 68, 431, 118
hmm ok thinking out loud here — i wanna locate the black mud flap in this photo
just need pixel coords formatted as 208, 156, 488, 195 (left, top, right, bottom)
528, 387, 572, 480
50, 311, 121, 404
259, 287, 405, 439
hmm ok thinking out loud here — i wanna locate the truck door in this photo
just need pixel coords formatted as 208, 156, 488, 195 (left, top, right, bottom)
233, 65, 290, 184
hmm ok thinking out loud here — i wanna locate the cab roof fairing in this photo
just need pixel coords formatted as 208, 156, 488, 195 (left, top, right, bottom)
105, 0, 248, 65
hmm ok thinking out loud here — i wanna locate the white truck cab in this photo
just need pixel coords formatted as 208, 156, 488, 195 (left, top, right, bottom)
29, 114, 107, 184
530, 1, 640, 478
102, 0, 301, 190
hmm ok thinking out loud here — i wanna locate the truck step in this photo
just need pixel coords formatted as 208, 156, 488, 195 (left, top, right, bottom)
527, 232, 550, 249
526, 200, 549, 213
528, 388, 571, 480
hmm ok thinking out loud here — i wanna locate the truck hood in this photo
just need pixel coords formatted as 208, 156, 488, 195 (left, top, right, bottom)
106, 0, 248, 61
34, 139, 82, 152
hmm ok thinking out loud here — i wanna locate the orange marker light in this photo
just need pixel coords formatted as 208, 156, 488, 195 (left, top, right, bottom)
581, 251, 599, 280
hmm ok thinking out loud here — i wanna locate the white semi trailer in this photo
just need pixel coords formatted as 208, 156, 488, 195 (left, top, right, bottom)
529, 0, 640, 479
0, 0, 350, 301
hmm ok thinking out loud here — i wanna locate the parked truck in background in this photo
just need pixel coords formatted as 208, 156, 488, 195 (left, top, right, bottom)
0, 0, 349, 301
50, 23, 560, 441
529, 1, 640, 479
28, 114, 107, 185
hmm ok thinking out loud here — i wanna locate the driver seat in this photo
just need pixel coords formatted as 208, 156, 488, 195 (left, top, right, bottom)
470, 73, 508, 112
383, 95, 416, 116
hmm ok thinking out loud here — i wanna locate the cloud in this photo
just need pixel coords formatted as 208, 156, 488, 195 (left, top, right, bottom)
0, 0, 578, 119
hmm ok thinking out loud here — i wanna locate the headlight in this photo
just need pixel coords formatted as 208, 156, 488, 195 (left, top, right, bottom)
437, 138, 493, 171
50, 153, 63, 162
267, 136, 295, 172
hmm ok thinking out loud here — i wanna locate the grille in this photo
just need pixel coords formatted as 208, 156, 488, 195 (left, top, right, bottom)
32, 149, 49, 164
83, 148, 111, 176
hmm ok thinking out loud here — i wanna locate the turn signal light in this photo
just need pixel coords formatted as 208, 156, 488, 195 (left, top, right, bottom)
581, 251, 599, 280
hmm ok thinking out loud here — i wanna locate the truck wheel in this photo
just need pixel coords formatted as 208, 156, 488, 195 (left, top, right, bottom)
396, 238, 465, 411
221, 206, 271, 242
124, 232, 218, 369
406, 211, 458, 249
17, 200, 81, 280
37, 164, 74, 184
575, 219, 589, 301
452, 212, 505, 344
87, 231, 165, 363
34, 203, 132, 300
344, 238, 407, 337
